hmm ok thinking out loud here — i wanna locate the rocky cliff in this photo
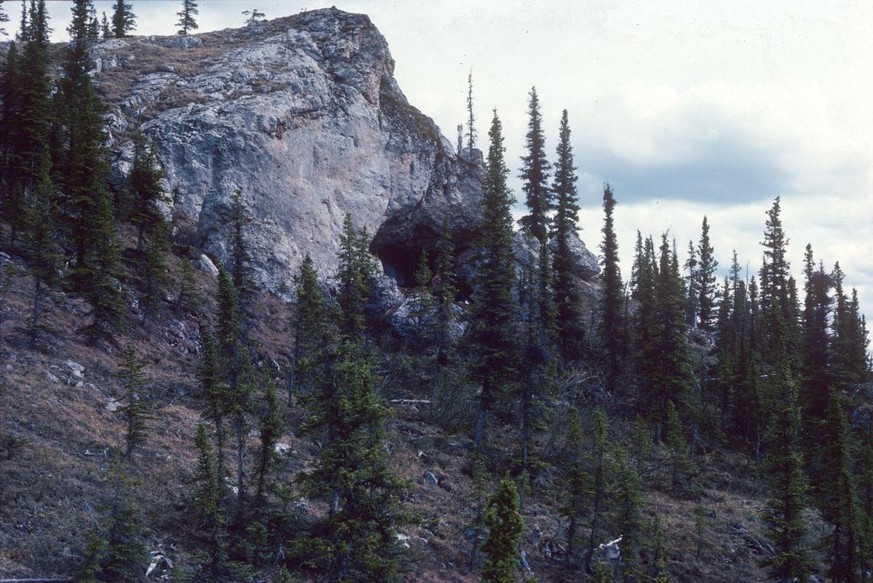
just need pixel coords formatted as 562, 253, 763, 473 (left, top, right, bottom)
92, 8, 596, 293
92, 8, 484, 292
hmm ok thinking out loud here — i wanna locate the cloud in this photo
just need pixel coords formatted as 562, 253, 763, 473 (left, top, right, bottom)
574, 79, 872, 206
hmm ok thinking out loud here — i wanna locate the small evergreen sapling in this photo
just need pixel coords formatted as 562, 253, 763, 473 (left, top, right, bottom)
481, 476, 523, 583
117, 346, 150, 460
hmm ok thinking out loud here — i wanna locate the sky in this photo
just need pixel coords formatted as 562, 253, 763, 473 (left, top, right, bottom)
5, 0, 873, 313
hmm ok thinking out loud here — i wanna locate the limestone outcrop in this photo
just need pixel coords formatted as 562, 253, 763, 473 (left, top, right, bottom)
92, 8, 595, 294
92, 8, 480, 291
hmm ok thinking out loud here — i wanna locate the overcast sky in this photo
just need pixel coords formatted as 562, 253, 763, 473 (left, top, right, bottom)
7, 0, 873, 312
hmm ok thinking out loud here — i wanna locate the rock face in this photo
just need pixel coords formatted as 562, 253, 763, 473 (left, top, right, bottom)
94, 8, 483, 292
92, 8, 593, 294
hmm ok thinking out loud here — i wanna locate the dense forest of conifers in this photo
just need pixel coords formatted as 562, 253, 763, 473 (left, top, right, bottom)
2, 1, 873, 582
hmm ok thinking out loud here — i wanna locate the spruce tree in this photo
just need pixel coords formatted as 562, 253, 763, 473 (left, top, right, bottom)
518, 86, 551, 244
468, 110, 517, 447
0, 1, 8, 36
551, 109, 585, 362
584, 408, 609, 574
696, 216, 718, 330
141, 219, 169, 324
560, 407, 588, 565
613, 445, 643, 580
199, 325, 228, 487
0, 42, 22, 203
68, 0, 94, 46
684, 239, 699, 328
665, 400, 691, 492
9, 3, 51, 207
859, 423, 873, 583
83, 185, 124, 341
759, 197, 798, 364
481, 476, 523, 583
117, 346, 150, 460
760, 362, 811, 582
641, 235, 693, 434
252, 368, 281, 518
434, 218, 458, 364
301, 344, 407, 582
518, 237, 556, 507
192, 422, 229, 579
176, 0, 198, 36
111, 0, 135, 37
79, 184, 124, 342
630, 234, 658, 400
23, 150, 61, 347
599, 183, 624, 392
96, 459, 148, 583
216, 266, 241, 369
819, 388, 860, 582
100, 12, 110, 38
60, 2, 124, 340
832, 265, 870, 386
800, 245, 832, 423
466, 70, 476, 153
290, 254, 329, 400
126, 135, 167, 252
336, 213, 375, 341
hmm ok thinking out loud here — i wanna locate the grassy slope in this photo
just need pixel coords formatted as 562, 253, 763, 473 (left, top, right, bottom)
0, 240, 777, 581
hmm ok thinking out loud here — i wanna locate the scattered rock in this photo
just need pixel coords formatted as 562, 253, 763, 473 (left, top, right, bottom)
197, 254, 219, 276
105, 398, 120, 412
424, 471, 439, 487
46, 371, 60, 384
65, 360, 85, 379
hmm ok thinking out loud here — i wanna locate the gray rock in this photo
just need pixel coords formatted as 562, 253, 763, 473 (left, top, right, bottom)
555, 229, 600, 281
105, 398, 120, 412
424, 471, 439, 487
197, 254, 219, 276
65, 360, 85, 379
96, 8, 485, 293
386, 293, 467, 343
46, 371, 60, 384
90, 8, 604, 318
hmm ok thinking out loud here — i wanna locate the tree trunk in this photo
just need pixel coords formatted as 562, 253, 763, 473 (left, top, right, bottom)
29, 278, 42, 348
474, 403, 486, 449
234, 415, 245, 508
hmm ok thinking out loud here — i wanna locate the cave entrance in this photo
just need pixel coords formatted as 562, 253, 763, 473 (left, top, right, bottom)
377, 244, 431, 289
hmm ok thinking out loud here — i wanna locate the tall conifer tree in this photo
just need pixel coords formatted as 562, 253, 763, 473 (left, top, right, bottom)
551, 109, 585, 362
465, 70, 476, 153
696, 216, 718, 330
759, 197, 798, 364
290, 254, 330, 401
24, 150, 61, 347
760, 362, 811, 582
518, 87, 551, 244
469, 110, 517, 447
336, 213, 375, 341
599, 183, 624, 392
